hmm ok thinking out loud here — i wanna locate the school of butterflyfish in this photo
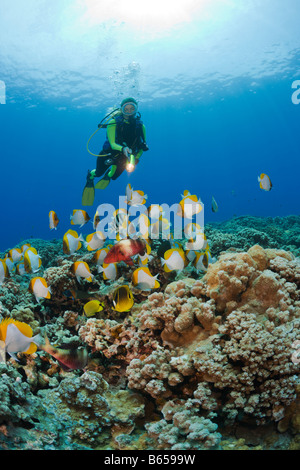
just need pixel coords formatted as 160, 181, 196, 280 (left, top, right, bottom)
0, 176, 272, 368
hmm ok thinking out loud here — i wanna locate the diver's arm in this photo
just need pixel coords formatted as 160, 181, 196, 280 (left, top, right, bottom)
107, 119, 123, 153
135, 149, 143, 161
135, 124, 147, 161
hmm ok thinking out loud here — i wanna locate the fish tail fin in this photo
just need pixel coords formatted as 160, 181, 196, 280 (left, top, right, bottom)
33, 333, 50, 350
32, 333, 44, 347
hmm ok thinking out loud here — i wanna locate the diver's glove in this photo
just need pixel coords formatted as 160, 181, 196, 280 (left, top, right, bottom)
141, 142, 149, 152
122, 146, 132, 158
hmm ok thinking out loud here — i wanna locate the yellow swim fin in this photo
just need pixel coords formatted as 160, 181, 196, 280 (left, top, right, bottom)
95, 176, 111, 190
82, 171, 95, 206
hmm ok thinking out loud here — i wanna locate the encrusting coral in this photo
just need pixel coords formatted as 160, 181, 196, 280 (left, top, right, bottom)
79, 244, 300, 442
36, 370, 145, 448
146, 398, 221, 450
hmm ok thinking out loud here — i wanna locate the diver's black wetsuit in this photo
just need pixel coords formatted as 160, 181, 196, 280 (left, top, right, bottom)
95, 113, 147, 180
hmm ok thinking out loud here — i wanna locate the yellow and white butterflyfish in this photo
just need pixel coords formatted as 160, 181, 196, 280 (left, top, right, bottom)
7, 248, 23, 264
135, 239, 152, 265
177, 190, 203, 220
15, 262, 26, 276
258, 173, 272, 191
132, 266, 160, 291
4, 256, 15, 274
125, 183, 148, 206
83, 231, 106, 251
136, 213, 151, 239
185, 249, 197, 263
93, 210, 101, 230
63, 230, 82, 255
150, 216, 171, 239
0, 318, 40, 360
127, 219, 138, 239
170, 240, 184, 250
29, 277, 51, 303
160, 217, 171, 238
21, 243, 31, 253
70, 209, 91, 227
112, 285, 134, 312
24, 247, 42, 274
193, 248, 214, 273
0, 259, 9, 286
93, 220, 107, 239
184, 222, 202, 240
98, 262, 118, 281
93, 247, 109, 271
147, 204, 165, 222
72, 261, 94, 283
49, 210, 59, 230
136, 251, 153, 266
161, 248, 187, 272
83, 300, 104, 317
185, 231, 208, 252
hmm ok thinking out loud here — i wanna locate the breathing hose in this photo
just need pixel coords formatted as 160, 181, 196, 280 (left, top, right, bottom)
86, 108, 120, 157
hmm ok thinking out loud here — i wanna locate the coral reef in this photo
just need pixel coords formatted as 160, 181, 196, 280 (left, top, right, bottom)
0, 215, 299, 450
206, 215, 300, 257
36, 371, 145, 448
146, 399, 221, 450
78, 242, 299, 449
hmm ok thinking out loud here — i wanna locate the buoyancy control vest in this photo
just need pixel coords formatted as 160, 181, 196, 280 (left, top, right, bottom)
103, 113, 146, 154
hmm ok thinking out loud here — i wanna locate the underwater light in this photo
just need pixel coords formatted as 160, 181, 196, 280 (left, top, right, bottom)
126, 154, 136, 173
126, 163, 135, 173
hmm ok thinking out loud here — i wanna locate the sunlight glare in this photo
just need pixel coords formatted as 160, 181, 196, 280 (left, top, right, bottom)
82, 0, 208, 33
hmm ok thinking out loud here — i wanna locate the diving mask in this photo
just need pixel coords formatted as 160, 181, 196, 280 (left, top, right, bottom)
121, 102, 138, 117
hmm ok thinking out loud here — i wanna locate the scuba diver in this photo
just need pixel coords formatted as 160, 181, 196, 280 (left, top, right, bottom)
82, 97, 149, 206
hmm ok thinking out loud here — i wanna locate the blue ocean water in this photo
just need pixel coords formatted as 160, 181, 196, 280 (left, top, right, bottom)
0, 0, 299, 251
